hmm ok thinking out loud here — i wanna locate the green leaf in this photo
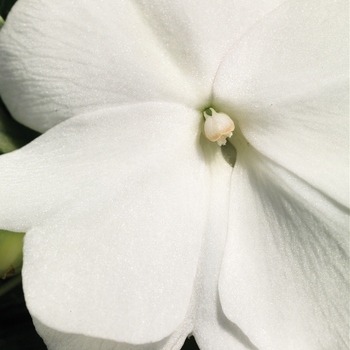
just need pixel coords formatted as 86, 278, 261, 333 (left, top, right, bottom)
0, 0, 17, 20
0, 230, 25, 281
0, 99, 41, 155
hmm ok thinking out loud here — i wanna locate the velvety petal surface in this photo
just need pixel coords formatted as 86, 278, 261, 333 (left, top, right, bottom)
0, 103, 208, 346
31, 317, 194, 350
191, 142, 257, 350
213, 0, 349, 206
0, 0, 284, 132
219, 145, 349, 350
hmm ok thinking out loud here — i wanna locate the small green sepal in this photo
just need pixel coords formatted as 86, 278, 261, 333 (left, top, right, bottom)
204, 108, 212, 116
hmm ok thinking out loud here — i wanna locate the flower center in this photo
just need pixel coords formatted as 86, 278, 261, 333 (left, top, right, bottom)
203, 108, 235, 146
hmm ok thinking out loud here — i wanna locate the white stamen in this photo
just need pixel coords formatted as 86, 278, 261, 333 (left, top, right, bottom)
203, 108, 235, 146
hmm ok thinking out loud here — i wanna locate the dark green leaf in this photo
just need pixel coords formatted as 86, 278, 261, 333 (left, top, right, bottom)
0, 0, 17, 20
0, 99, 40, 155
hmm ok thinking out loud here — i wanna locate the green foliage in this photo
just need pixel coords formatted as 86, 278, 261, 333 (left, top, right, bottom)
0, 99, 40, 155
0, 0, 17, 20
0, 230, 24, 280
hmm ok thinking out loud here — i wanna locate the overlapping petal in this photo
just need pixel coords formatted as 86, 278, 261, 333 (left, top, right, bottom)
0, 0, 348, 349
219, 147, 349, 349
213, 0, 349, 206
0, 0, 284, 132
214, 2, 349, 347
185, 142, 256, 350
0, 103, 209, 346
32, 311, 195, 350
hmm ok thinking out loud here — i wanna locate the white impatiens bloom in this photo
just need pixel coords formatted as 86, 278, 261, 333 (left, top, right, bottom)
0, 0, 348, 349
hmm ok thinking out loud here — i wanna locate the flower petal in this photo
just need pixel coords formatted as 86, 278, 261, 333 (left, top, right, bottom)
133, 0, 284, 95
213, 0, 349, 206
32, 317, 192, 350
0, 0, 284, 132
219, 149, 349, 349
0, 103, 208, 345
189, 141, 257, 350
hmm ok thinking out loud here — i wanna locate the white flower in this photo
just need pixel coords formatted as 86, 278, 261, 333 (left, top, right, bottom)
0, 0, 348, 349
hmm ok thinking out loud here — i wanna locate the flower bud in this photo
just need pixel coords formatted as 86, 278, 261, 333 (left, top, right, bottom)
203, 108, 235, 146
